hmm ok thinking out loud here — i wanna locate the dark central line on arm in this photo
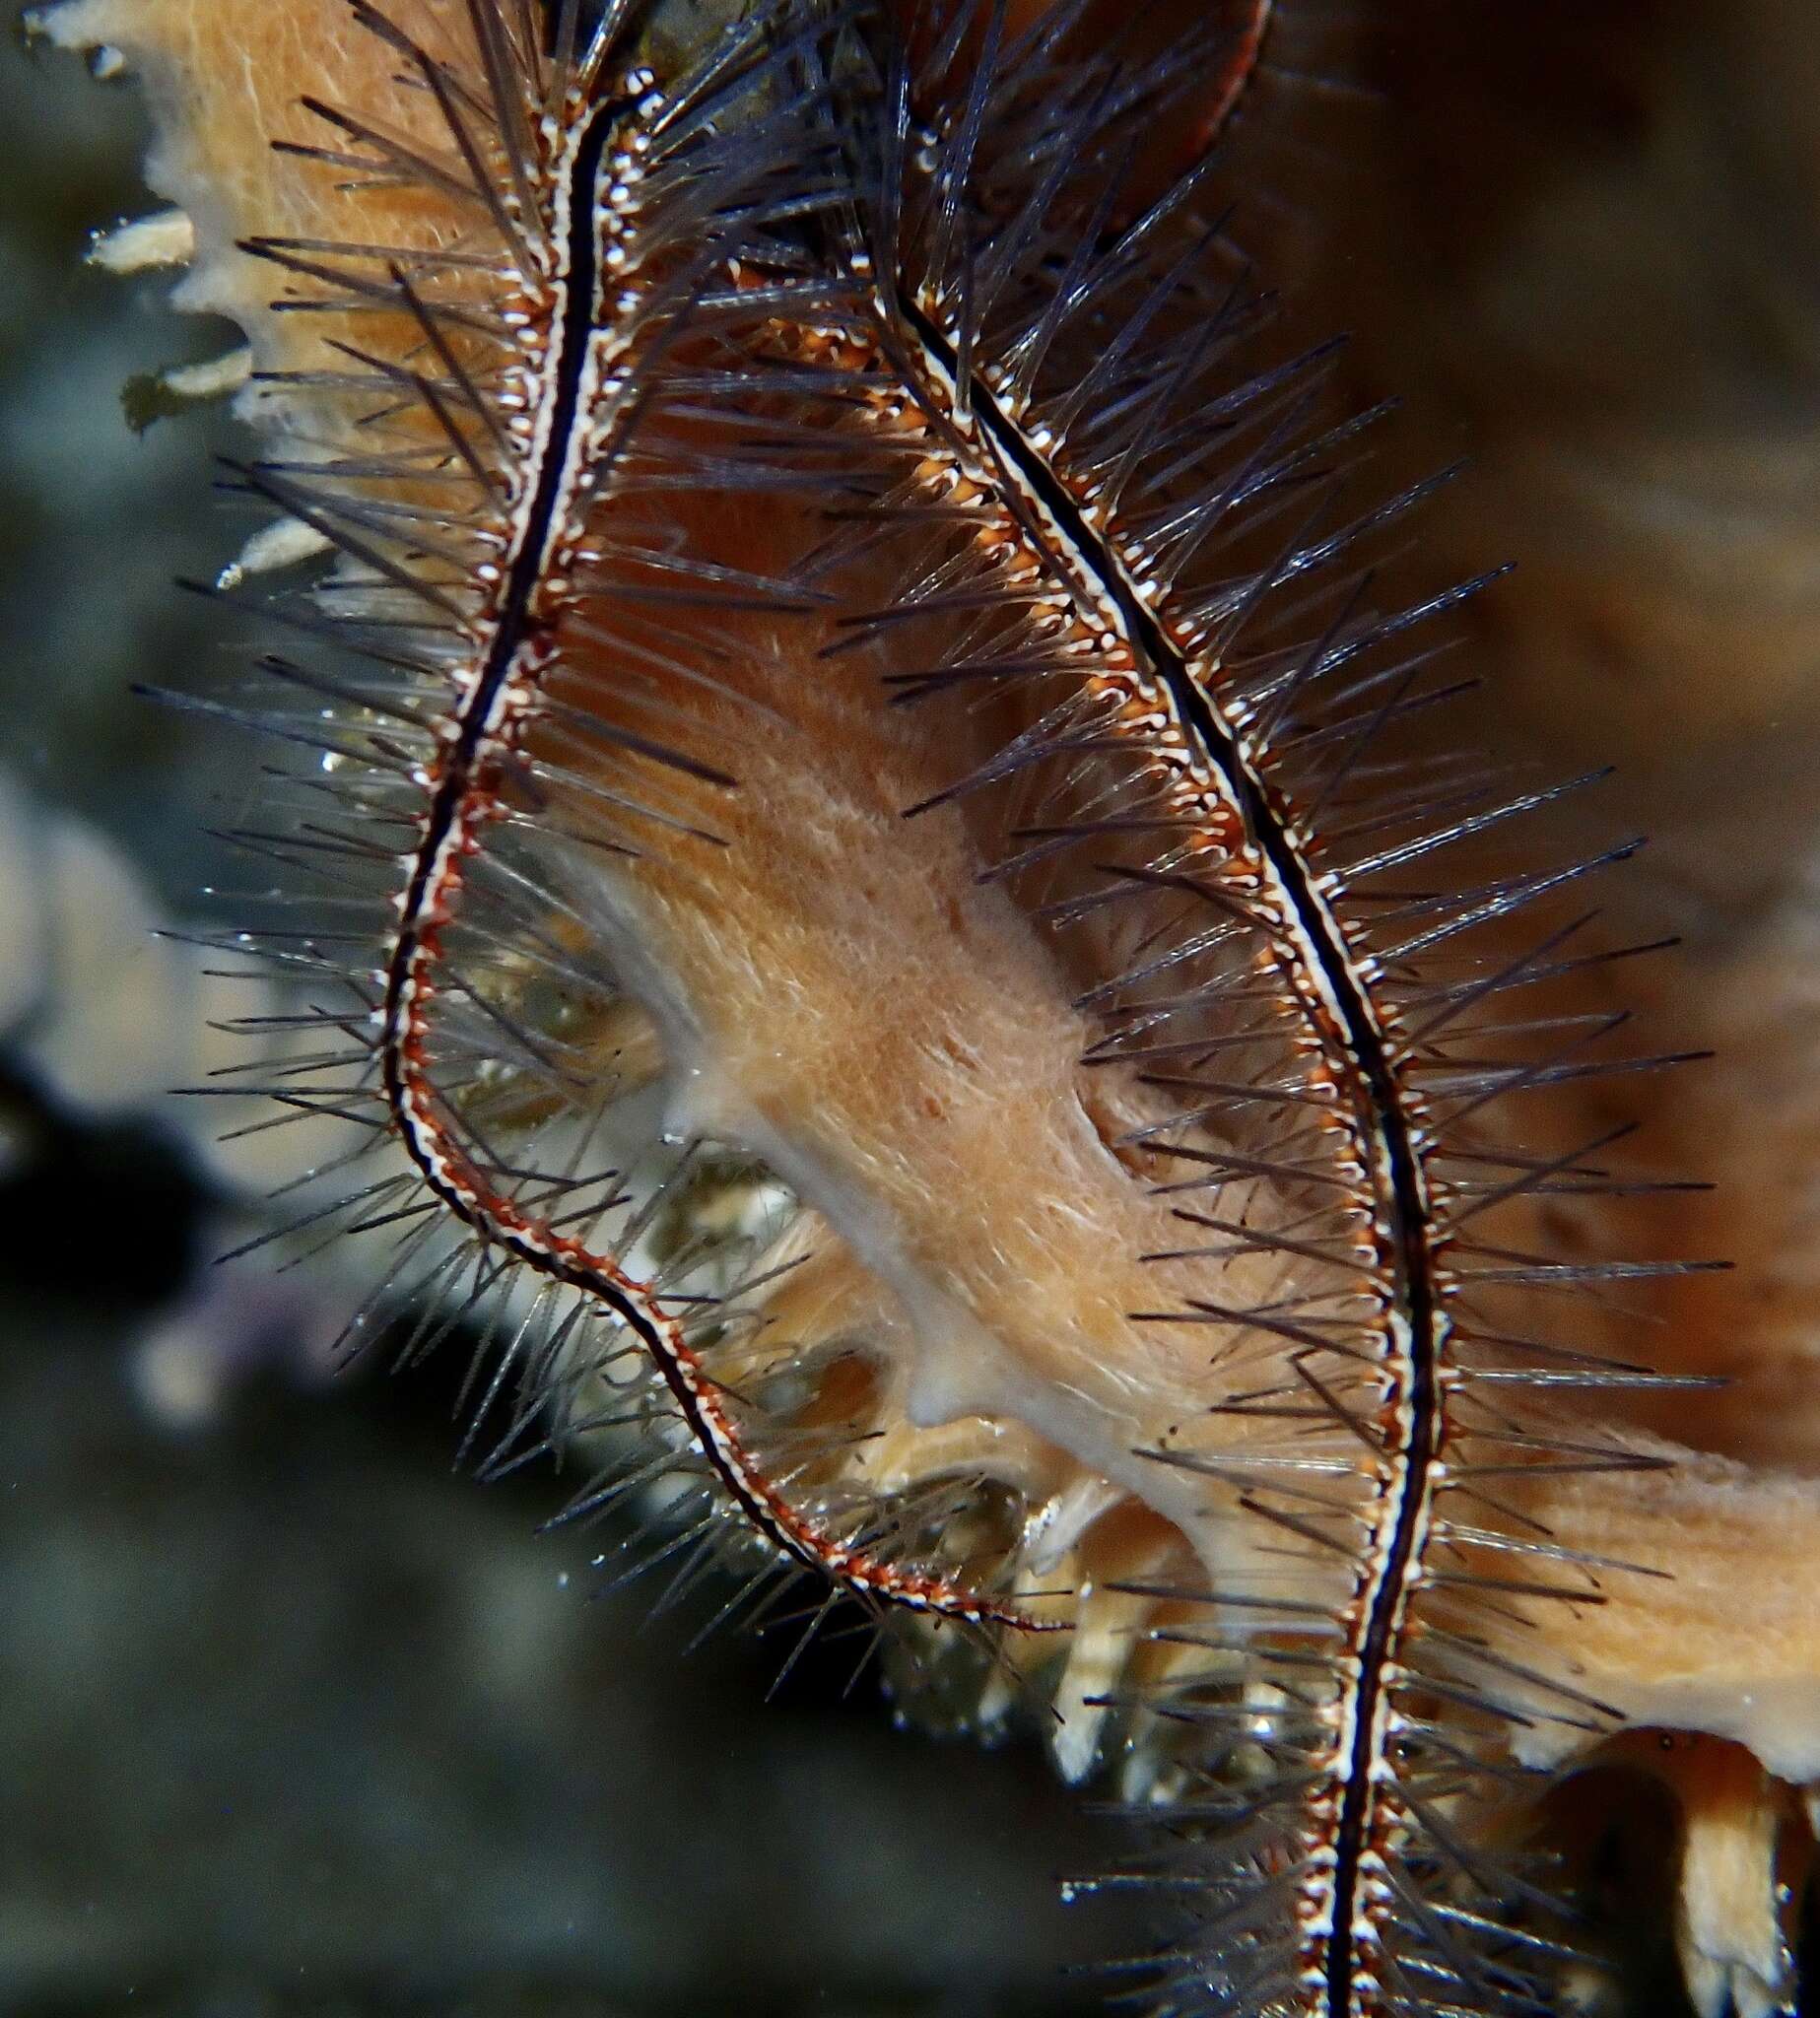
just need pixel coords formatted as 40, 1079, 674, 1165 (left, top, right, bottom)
899, 291, 1438, 2016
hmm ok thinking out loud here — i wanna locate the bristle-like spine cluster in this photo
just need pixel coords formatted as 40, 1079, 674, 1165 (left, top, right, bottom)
108, 3, 1719, 2014
762, 11, 1716, 2013
199, 0, 1065, 1637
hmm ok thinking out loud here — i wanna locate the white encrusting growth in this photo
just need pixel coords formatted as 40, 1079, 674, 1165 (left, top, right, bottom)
88, 205, 193, 272
160, 344, 253, 402
217, 509, 331, 589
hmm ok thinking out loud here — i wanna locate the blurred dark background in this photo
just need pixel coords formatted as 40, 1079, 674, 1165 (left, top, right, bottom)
2, 4, 1816, 2016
